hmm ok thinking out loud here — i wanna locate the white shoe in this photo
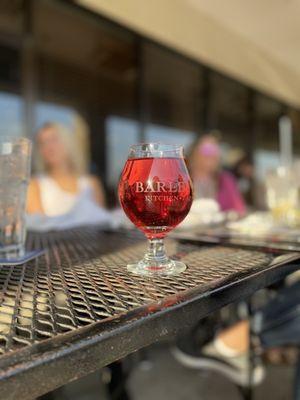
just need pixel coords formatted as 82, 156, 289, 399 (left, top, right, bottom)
171, 340, 265, 387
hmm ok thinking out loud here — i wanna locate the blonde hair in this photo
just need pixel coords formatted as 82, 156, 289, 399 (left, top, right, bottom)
34, 122, 89, 175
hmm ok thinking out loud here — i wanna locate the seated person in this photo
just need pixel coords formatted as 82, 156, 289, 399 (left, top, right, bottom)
174, 280, 300, 391
188, 134, 246, 215
27, 122, 106, 217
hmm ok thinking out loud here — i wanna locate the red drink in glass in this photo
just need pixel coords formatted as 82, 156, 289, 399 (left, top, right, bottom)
118, 143, 193, 276
119, 157, 192, 239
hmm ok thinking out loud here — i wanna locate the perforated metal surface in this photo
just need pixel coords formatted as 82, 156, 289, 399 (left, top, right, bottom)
0, 228, 273, 355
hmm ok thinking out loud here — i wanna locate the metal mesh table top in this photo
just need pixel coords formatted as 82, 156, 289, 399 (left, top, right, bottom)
0, 228, 299, 400
0, 227, 292, 356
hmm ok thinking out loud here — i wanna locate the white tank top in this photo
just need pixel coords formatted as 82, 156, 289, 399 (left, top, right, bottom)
37, 175, 93, 217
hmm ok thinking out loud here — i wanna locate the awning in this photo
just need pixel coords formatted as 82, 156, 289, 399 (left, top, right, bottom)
77, 0, 300, 108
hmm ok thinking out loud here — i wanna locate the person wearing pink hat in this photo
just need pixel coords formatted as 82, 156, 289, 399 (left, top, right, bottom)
188, 134, 246, 215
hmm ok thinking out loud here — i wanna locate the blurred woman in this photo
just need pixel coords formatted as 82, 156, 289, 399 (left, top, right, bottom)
27, 122, 105, 216
188, 135, 246, 214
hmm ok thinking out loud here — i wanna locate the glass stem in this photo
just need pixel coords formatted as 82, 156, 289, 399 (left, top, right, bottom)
143, 238, 169, 266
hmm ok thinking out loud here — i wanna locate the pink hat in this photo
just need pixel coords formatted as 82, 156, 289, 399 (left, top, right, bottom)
198, 141, 220, 157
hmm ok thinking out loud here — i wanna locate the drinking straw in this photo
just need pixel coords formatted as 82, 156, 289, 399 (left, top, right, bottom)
279, 115, 293, 168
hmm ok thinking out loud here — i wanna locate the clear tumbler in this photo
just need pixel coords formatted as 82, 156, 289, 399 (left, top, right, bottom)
0, 138, 32, 259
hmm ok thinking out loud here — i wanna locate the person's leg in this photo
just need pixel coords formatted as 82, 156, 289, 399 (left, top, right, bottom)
172, 316, 264, 387
216, 281, 300, 353
216, 320, 249, 355
256, 281, 300, 348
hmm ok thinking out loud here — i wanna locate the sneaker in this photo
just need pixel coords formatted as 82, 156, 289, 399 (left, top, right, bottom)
171, 339, 265, 387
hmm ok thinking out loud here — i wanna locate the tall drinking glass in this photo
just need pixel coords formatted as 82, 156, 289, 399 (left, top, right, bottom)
118, 143, 193, 276
266, 167, 298, 226
0, 138, 32, 259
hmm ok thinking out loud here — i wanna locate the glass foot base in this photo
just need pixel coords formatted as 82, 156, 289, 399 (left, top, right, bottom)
127, 259, 186, 276
0, 244, 24, 260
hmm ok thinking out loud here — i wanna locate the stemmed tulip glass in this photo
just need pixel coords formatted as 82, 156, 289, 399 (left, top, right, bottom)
118, 143, 193, 276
